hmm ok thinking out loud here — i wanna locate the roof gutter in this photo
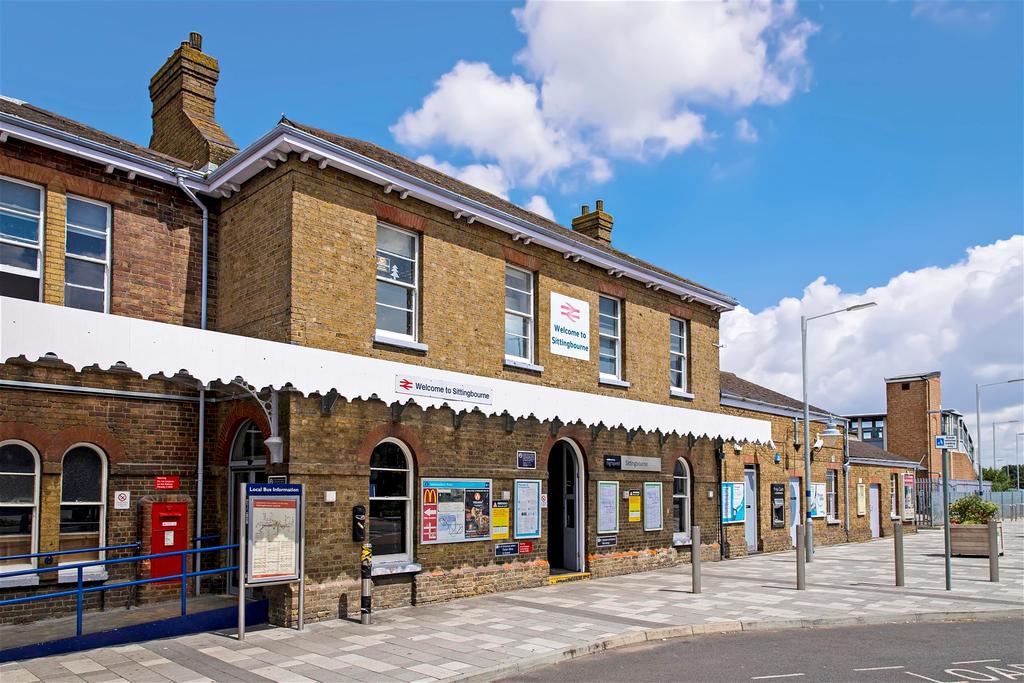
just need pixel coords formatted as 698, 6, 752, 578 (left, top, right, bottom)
848, 457, 919, 469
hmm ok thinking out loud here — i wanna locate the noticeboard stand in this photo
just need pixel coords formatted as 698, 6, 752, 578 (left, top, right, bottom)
237, 482, 306, 641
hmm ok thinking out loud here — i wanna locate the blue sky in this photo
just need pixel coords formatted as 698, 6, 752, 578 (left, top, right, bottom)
2, 1, 1022, 446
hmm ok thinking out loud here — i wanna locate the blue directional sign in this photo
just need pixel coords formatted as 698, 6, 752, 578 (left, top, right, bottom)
934, 435, 955, 450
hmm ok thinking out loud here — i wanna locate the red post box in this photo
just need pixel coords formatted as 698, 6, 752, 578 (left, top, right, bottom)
150, 502, 188, 583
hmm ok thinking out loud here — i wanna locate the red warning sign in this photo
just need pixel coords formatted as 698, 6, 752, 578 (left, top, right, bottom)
421, 488, 438, 542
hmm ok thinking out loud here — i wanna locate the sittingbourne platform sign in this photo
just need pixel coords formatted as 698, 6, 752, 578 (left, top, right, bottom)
395, 374, 493, 405
550, 292, 590, 360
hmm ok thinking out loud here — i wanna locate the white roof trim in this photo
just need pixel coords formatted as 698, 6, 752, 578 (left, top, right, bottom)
0, 297, 770, 444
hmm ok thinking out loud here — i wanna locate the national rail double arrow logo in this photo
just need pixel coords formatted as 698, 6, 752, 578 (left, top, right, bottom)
399, 378, 413, 390
560, 302, 581, 322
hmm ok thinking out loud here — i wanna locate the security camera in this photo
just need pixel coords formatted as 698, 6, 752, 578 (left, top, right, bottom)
812, 436, 824, 452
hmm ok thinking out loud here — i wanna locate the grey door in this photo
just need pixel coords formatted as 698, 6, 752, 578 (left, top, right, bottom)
744, 468, 758, 551
562, 451, 579, 571
869, 484, 881, 538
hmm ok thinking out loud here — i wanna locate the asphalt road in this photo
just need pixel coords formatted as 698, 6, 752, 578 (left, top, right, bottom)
507, 617, 1024, 682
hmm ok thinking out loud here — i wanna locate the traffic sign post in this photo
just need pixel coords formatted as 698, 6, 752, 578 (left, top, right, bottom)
937, 438, 952, 591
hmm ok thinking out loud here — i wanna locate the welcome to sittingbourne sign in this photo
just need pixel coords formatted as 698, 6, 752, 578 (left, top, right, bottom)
395, 375, 493, 405
550, 292, 590, 360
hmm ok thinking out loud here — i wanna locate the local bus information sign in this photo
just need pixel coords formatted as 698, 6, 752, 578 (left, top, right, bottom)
246, 483, 303, 584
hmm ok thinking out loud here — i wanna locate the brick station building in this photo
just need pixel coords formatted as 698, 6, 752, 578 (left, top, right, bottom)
0, 34, 776, 626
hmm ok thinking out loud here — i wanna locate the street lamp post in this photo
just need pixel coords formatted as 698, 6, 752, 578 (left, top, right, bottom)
976, 378, 1024, 494
801, 301, 876, 562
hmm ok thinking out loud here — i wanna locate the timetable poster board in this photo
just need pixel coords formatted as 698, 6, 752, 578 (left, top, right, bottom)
627, 489, 642, 523
246, 483, 302, 584
643, 482, 663, 531
421, 479, 492, 544
902, 474, 916, 521
809, 483, 826, 518
597, 481, 619, 533
514, 479, 542, 539
721, 482, 745, 524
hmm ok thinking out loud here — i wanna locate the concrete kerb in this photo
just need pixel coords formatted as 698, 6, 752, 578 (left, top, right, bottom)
457, 609, 1024, 683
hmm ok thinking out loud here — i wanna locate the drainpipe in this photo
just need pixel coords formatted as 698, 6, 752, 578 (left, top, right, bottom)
177, 176, 209, 595
843, 421, 850, 542
716, 439, 725, 559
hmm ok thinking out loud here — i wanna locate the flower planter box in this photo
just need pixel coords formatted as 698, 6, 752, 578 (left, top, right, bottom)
949, 522, 1003, 557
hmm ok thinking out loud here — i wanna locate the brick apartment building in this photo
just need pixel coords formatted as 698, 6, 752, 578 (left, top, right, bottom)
0, 34, 778, 627
719, 373, 918, 557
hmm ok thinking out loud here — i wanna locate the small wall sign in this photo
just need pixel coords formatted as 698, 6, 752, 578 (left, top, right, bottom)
114, 491, 131, 510
518, 541, 534, 554
517, 451, 537, 469
596, 535, 617, 547
495, 542, 520, 557
154, 476, 180, 491
604, 455, 661, 472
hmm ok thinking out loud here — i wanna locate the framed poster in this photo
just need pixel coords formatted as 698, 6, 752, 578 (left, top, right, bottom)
246, 483, 302, 584
597, 481, 619, 533
491, 501, 510, 540
514, 479, 542, 539
856, 482, 866, 516
420, 479, 493, 544
809, 483, 826, 518
770, 483, 786, 528
902, 473, 916, 521
721, 482, 745, 524
643, 482, 663, 531
627, 489, 642, 523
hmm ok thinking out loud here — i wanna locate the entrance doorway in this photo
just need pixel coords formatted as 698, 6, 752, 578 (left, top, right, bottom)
744, 467, 758, 552
788, 477, 800, 548
547, 440, 584, 573
227, 420, 267, 593
869, 484, 881, 538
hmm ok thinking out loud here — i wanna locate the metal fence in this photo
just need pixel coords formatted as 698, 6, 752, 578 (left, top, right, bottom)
915, 479, 1024, 524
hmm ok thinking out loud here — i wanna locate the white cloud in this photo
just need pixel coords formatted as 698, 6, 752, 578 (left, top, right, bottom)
911, 1, 995, 27
415, 154, 511, 199
735, 118, 759, 143
524, 194, 555, 220
721, 236, 1024, 465
392, 1, 816, 197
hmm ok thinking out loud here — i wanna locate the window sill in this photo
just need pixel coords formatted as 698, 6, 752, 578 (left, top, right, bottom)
57, 567, 109, 583
827, 519, 841, 526
672, 532, 692, 547
0, 571, 39, 589
670, 388, 695, 400
373, 333, 428, 353
371, 561, 422, 577
504, 358, 544, 373
599, 376, 631, 389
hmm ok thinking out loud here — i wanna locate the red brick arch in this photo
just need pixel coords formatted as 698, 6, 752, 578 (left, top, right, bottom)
49, 425, 126, 466
355, 423, 427, 467
214, 402, 272, 467
539, 426, 593, 472
0, 422, 50, 456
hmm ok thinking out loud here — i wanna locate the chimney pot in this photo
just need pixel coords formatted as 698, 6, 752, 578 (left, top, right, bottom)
596, 199, 604, 211
189, 32, 203, 51
581, 204, 590, 215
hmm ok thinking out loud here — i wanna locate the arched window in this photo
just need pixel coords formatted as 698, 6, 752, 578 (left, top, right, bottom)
231, 420, 267, 466
0, 441, 40, 570
673, 458, 691, 541
369, 439, 412, 562
60, 445, 107, 564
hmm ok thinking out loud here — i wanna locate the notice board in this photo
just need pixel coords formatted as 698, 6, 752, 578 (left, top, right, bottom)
421, 479, 492, 544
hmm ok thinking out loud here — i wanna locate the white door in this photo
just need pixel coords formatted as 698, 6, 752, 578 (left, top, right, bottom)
869, 484, 881, 538
744, 468, 758, 551
788, 477, 800, 547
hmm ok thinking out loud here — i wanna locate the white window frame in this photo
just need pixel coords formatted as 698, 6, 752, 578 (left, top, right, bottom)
0, 175, 45, 302
826, 469, 838, 522
669, 318, 688, 391
890, 473, 900, 519
375, 223, 419, 343
64, 194, 112, 314
504, 264, 534, 364
672, 458, 692, 544
598, 295, 622, 380
0, 439, 41, 573
58, 444, 108, 581
368, 437, 413, 564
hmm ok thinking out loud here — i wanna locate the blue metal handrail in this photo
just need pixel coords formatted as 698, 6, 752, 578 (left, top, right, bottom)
0, 543, 141, 564
0, 543, 239, 637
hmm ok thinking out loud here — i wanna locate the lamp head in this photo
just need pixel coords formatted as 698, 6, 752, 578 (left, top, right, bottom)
846, 301, 877, 313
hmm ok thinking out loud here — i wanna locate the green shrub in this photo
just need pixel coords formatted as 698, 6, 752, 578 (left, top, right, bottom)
949, 495, 999, 525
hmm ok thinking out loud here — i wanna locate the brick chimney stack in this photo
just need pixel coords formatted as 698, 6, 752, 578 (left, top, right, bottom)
571, 199, 613, 244
149, 32, 237, 169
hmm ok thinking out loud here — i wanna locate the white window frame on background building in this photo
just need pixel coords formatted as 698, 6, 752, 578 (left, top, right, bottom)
669, 318, 689, 396
374, 223, 420, 346
368, 438, 413, 565
0, 440, 41, 582
826, 469, 838, 522
672, 458, 692, 544
58, 444, 108, 581
64, 195, 111, 313
0, 175, 45, 303
598, 295, 622, 382
890, 473, 900, 519
504, 264, 535, 366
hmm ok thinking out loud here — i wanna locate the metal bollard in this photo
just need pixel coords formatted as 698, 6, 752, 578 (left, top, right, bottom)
796, 525, 806, 590
988, 520, 999, 583
894, 521, 905, 587
360, 543, 373, 625
691, 526, 701, 594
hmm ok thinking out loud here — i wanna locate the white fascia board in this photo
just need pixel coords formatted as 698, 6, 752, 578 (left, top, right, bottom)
720, 395, 835, 423
205, 125, 737, 311
0, 297, 771, 444
0, 114, 202, 186
848, 457, 917, 469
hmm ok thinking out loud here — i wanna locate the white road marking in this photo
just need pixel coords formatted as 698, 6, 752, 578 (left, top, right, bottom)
854, 666, 905, 671
751, 675, 805, 680
950, 659, 1000, 665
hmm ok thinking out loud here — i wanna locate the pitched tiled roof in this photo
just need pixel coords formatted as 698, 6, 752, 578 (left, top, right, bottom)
720, 371, 832, 416
849, 439, 919, 467
280, 117, 731, 302
0, 95, 187, 166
